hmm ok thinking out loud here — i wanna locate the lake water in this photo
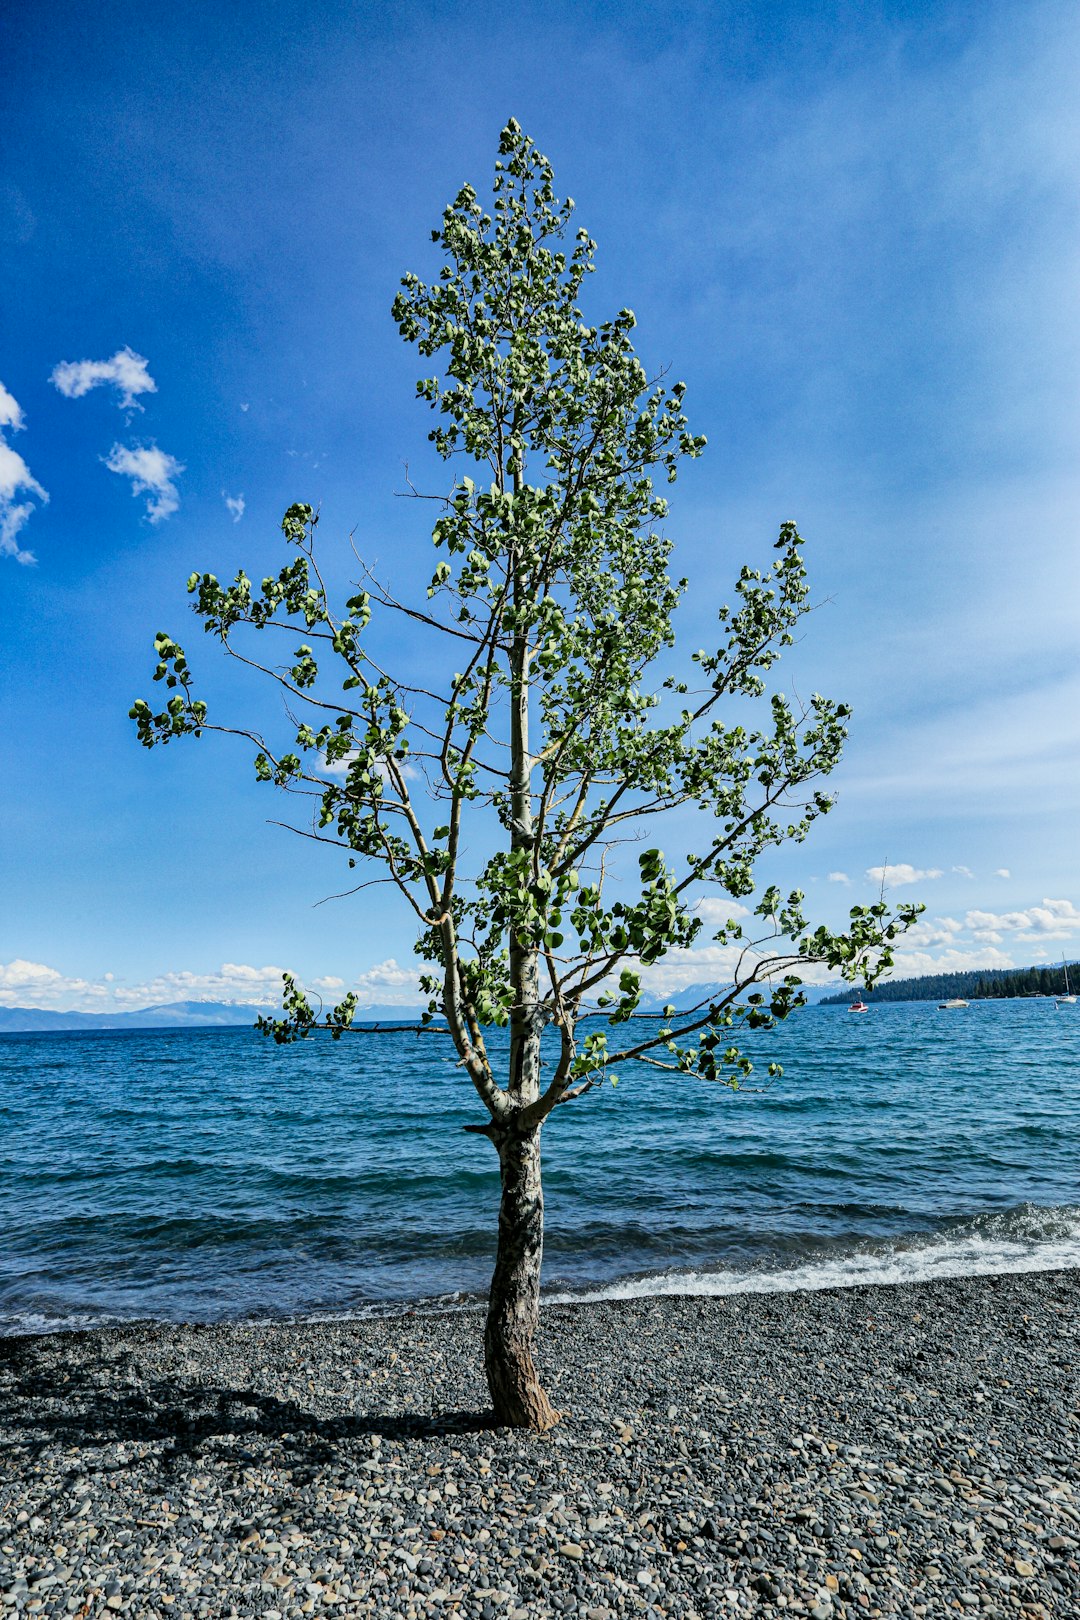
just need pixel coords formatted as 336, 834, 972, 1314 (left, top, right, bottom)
1, 1000, 1078, 1333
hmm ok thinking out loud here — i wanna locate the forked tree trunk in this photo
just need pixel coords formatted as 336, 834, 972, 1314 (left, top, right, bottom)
484, 1124, 559, 1431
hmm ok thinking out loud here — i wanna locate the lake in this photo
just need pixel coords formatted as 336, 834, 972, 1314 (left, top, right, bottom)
1, 999, 1077, 1332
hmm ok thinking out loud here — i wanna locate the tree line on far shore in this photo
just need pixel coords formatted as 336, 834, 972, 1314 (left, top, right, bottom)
821, 962, 1079, 1004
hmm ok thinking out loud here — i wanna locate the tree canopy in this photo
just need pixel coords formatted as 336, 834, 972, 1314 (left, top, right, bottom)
131, 120, 920, 1427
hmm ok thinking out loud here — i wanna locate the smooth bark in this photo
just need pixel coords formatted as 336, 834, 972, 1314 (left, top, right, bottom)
484, 1124, 559, 1430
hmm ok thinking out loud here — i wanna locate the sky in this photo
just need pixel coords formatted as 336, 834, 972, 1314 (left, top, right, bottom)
2, 0, 1079, 1012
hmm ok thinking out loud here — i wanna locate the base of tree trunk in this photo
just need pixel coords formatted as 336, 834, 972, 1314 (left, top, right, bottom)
484, 1125, 560, 1431
484, 1322, 560, 1431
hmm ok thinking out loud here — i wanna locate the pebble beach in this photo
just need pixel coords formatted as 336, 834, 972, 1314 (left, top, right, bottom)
2, 1270, 1078, 1619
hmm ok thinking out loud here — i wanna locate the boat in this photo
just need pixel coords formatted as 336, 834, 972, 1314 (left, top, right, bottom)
848, 999, 869, 1013
938, 998, 969, 1009
1056, 957, 1077, 1008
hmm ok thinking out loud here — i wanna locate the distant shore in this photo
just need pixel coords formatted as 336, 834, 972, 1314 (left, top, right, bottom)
2, 1270, 1077, 1616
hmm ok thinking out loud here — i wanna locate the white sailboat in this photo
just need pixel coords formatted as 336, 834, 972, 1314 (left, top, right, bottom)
1057, 957, 1077, 1008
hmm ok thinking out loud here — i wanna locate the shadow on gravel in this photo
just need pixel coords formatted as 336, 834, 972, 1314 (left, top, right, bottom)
0, 1341, 497, 1466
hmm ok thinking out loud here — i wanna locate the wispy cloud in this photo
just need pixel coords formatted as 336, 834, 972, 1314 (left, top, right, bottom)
995, 868, 1011, 879
827, 871, 851, 885
952, 865, 975, 879
843, 673, 1080, 820
223, 491, 245, 522
0, 380, 47, 565
51, 346, 156, 411
866, 863, 943, 887
104, 443, 183, 523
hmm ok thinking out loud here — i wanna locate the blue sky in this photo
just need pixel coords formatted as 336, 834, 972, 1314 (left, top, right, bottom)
3, 0, 1079, 1011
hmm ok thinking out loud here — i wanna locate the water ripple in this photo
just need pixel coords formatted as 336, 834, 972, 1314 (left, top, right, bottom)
1, 1000, 1078, 1330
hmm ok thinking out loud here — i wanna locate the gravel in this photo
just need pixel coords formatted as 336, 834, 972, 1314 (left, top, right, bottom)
1, 1269, 1077, 1618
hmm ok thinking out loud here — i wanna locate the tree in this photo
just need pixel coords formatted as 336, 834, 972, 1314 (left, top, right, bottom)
131, 121, 919, 1432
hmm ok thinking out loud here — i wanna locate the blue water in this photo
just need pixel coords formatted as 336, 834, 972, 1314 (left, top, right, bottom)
1, 1001, 1078, 1333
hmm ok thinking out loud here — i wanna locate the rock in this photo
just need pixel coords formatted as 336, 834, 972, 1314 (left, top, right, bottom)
2, 1273, 1079, 1620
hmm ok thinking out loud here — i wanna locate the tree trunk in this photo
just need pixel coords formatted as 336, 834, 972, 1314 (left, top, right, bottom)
484, 1125, 559, 1431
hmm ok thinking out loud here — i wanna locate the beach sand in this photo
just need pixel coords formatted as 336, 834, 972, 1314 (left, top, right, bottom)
1, 1269, 1077, 1617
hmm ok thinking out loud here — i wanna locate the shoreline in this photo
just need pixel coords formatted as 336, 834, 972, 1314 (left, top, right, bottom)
2, 1270, 1077, 1617
5, 1230, 1080, 1341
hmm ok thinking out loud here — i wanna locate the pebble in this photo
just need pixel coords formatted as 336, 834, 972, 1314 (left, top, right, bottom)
0, 1269, 1077, 1616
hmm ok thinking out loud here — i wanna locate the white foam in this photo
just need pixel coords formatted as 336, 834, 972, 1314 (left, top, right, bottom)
6, 1207, 1077, 1334
544, 1205, 1080, 1306
0, 1308, 126, 1337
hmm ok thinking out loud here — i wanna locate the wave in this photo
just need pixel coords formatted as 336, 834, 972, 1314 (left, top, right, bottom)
543, 1202, 1080, 1305
4, 1204, 1077, 1336
0, 1307, 130, 1336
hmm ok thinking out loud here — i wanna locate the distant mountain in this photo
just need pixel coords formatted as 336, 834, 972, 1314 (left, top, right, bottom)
0, 1000, 276, 1033
343, 1006, 434, 1025
0, 999, 436, 1034
1, 981, 842, 1036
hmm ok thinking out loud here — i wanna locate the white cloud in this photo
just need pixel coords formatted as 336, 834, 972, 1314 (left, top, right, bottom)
0, 381, 25, 432
0, 445, 47, 565
886, 945, 1017, 978
0, 381, 48, 565
899, 916, 965, 949
636, 888, 1078, 999
0, 959, 292, 1013
995, 868, 1011, 879
866, 863, 943, 887
240, 402, 250, 412
963, 898, 1080, 944
952, 865, 974, 879
321, 752, 423, 783
827, 871, 850, 884
0, 959, 63, 991
636, 943, 745, 996
5, 957, 428, 1015
321, 751, 358, 778
355, 958, 417, 993
693, 897, 752, 925
50, 346, 156, 411
104, 442, 183, 523
223, 491, 245, 522
0, 959, 106, 1008
133, 963, 287, 1005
